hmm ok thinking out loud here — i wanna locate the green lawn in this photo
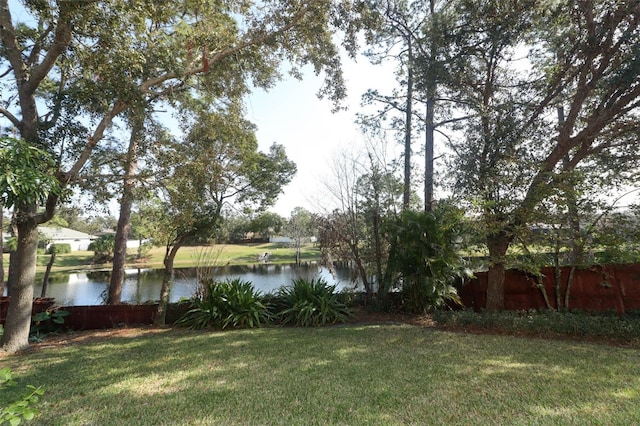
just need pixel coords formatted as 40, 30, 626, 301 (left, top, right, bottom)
1, 243, 321, 275
2, 325, 639, 425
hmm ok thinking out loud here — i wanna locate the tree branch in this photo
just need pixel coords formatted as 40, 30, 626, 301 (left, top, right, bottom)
22, 3, 74, 95
0, 106, 22, 130
65, 100, 129, 181
140, 0, 322, 93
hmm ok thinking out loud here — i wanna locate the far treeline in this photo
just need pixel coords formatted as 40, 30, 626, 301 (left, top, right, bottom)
1, 1, 639, 352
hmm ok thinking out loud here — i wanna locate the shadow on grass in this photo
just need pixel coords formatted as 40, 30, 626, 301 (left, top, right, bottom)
3, 326, 640, 424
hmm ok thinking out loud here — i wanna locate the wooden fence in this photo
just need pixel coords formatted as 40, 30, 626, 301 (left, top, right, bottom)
0, 299, 190, 330
460, 263, 640, 314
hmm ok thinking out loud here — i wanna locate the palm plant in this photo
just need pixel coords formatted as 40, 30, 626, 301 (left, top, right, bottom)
276, 278, 353, 327
387, 207, 473, 313
176, 278, 270, 329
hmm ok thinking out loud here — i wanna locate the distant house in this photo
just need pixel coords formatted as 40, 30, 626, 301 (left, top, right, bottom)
38, 227, 97, 251
95, 229, 146, 249
269, 236, 317, 244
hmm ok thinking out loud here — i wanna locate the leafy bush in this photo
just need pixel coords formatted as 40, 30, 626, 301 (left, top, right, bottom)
30, 309, 70, 341
88, 234, 115, 264
176, 278, 270, 330
276, 277, 353, 327
261, 293, 289, 316
48, 243, 71, 255
335, 289, 363, 308
0, 367, 44, 425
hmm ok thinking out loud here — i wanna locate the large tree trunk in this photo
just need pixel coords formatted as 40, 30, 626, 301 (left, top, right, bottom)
485, 232, 512, 311
108, 187, 134, 304
108, 116, 141, 304
1, 213, 38, 352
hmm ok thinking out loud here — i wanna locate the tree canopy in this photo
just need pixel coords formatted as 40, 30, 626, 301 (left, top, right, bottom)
0, 0, 369, 352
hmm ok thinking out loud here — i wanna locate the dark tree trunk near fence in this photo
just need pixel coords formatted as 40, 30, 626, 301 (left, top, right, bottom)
460, 264, 640, 314
485, 232, 513, 311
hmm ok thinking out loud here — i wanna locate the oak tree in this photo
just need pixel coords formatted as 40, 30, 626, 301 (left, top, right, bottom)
445, 0, 640, 310
0, 0, 368, 352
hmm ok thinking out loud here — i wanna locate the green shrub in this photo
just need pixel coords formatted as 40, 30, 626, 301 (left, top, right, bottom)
30, 309, 70, 341
89, 234, 115, 264
48, 243, 71, 255
176, 278, 270, 330
276, 277, 353, 327
261, 293, 289, 316
135, 241, 153, 260
336, 289, 362, 308
0, 367, 44, 425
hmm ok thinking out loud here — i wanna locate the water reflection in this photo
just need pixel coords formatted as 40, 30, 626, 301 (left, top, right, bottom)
31, 263, 356, 306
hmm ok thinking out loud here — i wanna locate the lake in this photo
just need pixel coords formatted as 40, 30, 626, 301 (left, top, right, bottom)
27, 263, 358, 306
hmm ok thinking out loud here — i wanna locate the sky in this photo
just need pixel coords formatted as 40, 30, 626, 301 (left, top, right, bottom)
245, 54, 397, 217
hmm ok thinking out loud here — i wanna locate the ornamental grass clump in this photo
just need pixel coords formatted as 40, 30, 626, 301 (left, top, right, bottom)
276, 277, 353, 327
176, 278, 270, 330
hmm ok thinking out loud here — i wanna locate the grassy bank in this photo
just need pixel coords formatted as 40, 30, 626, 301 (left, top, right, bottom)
1, 243, 321, 275
2, 325, 639, 424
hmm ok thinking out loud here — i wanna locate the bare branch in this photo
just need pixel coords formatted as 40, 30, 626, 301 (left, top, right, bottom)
0, 106, 22, 130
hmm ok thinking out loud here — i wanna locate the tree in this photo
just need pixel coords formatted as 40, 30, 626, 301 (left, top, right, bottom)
445, 0, 640, 310
360, 0, 459, 212
248, 212, 285, 242
153, 107, 296, 325
355, 147, 404, 300
318, 148, 374, 299
318, 140, 404, 304
286, 207, 315, 265
0, 207, 4, 293
108, 111, 145, 304
0, 138, 62, 351
0, 0, 366, 351
358, 0, 424, 210
130, 200, 159, 261
107, 112, 171, 304
90, 234, 116, 265
218, 210, 252, 243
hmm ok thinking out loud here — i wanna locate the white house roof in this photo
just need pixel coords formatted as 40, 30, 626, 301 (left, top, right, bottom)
38, 226, 97, 241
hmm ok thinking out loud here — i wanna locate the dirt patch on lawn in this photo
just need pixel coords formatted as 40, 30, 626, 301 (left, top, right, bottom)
342, 306, 437, 327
